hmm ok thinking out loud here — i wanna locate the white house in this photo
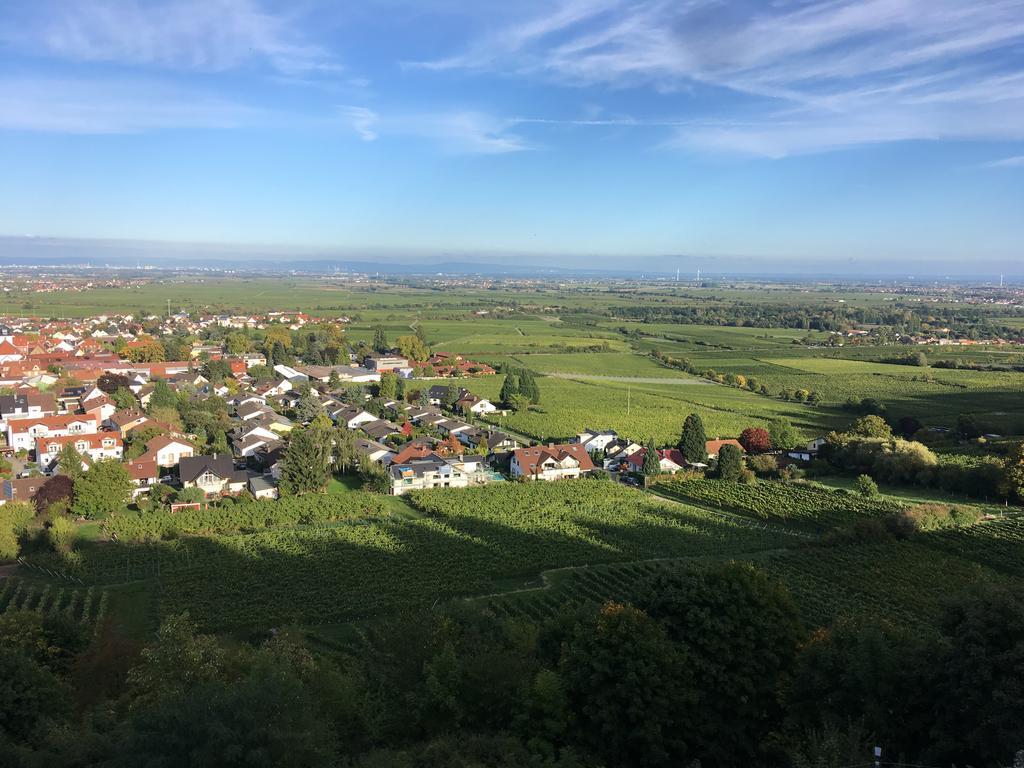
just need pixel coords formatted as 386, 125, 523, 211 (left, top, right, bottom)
142, 435, 196, 468
575, 429, 620, 453
6, 414, 98, 452
36, 433, 123, 472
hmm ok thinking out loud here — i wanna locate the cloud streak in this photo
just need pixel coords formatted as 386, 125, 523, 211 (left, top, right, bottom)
338, 105, 529, 154
3, 0, 339, 75
0, 76, 265, 133
411, 0, 1024, 156
983, 155, 1024, 168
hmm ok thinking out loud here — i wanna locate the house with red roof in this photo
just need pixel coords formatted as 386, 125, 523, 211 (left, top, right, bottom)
705, 439, 745, 460
623, 448, 687, 475
510, 443, 595, 481
36, 433, 123, 472
125, 458, 160, 497
0, 340, 23, 363
6, 413, 98, 452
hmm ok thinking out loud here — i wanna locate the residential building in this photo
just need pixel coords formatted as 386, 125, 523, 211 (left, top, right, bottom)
1, 476, 46, 505
389, 456, 469, 495
178, 454, 248, 497
125, 459, 159, 497
575, 429, 620, 453
6, 414, 98, 452
36, 433, 123, 472
510, 443, 596, 481
623, 448, 686, 475
705, 439, 746, 459
142, 435, 196, 468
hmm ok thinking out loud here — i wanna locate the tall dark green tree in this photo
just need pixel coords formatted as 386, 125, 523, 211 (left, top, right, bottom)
679, 413, 707, 463
716, 443, 744, 481
518, 369, 540, 404
279, 427, 330, 495
442, 384, 460, 411
147, 378, 178, 413
499, 374, 520, 405
929, 583, 1024, 764
372, 326, 389, 354
377, 372, 398, 400
642, 438, 661, 476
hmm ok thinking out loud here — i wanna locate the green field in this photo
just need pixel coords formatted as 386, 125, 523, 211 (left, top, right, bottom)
21, 478, 1020, 639
462, 375, 838, 443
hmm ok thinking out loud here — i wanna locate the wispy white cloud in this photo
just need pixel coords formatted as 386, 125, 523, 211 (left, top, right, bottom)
0, 76, 264, 133
338, 106, 529, 154
3, 0, 339, 75
983, 155, 1024, 168
338, 105, 379, 141
410, 0, 1024, 156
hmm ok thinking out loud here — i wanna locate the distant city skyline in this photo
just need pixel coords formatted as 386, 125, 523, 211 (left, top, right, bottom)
1, 0, 1022, 267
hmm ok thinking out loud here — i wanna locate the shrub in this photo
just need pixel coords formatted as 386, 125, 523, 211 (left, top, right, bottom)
856, 475, 879, 497
747, 454, 779, 478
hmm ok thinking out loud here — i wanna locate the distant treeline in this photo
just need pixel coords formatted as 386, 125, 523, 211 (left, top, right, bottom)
594, 301, 1022, 337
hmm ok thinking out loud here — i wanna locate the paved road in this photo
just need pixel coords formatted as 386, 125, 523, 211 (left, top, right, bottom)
544, 372, 714, 385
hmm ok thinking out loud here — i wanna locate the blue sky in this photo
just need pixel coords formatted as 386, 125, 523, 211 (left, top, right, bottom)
1, 0, 1023, 272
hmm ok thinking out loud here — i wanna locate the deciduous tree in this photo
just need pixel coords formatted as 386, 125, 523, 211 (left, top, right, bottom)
739, 426, 771, 454
72, 460, 133, 518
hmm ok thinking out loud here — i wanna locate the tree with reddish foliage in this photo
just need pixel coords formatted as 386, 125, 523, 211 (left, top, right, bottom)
33, 474, 75, 514
739, 427, 772, 454
97, 372, 134, 394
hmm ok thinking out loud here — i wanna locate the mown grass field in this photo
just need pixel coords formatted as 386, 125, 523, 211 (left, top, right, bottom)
460, 375, 838, 443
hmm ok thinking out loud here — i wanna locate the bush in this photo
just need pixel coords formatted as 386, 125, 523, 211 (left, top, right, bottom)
747, 454, 778, 478
856, 474, 879, 497
899, 503, 981, 532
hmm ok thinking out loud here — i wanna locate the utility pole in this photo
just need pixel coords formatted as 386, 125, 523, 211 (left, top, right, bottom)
626, 386, 631, 415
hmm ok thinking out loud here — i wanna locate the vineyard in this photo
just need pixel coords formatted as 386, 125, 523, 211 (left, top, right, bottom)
473, 540, 1004, 632
33, 482, 793, 630
922, 515, 1024, 577
0, 576, 110, 628
654, 478, 905, 530
103, 492, 395, 540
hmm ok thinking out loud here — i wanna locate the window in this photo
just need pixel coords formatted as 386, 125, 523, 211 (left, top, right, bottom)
102, 438, 114, 448
76, 441, 88, 451
48, 444, 59, 454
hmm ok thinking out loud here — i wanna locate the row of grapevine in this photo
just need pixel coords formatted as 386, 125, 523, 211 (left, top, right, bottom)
103, 492, 393, 540
922, 516, 1024, 577
655, 478, 905, 530
0, 576, 109, 626
142, 484, 790, 629
477, 539, 1004, 632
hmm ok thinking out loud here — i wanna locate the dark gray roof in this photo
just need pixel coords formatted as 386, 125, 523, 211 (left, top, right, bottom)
178, 454, 236, 483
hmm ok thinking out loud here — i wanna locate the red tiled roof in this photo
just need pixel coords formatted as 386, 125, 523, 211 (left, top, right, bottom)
512, 443, 595, 474
7, 413, 98, 433
36, 433, 122, 453
705, 439, 744, 457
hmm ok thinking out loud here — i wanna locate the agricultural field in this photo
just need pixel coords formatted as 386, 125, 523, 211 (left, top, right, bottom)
465, 375, 836, 443
654, 478, 905, 531
0, 576, 110, 628
474, 541, 1005, 632
30, 483, 791, 631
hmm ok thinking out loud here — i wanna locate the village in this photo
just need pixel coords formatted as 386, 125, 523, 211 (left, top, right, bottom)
0, 310, 804, 511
